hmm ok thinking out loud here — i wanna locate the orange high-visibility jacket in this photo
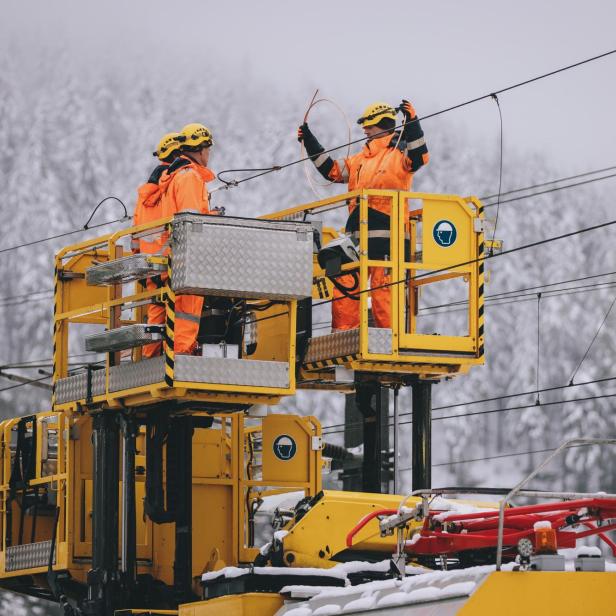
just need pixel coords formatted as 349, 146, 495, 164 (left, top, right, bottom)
327, 133, 429, 215
159, 155, 215, 217
133, 164, 168, 254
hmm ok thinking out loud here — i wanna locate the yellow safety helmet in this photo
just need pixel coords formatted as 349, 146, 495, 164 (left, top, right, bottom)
152, 132, 183, 162
356, 102, 397, 127
180, 123, 214, 150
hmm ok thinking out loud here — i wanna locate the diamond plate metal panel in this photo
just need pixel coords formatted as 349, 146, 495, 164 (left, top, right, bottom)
109, 357, 165, 392
368, 328, 392, 355
86, 254, 165, 286
55, 370, 105, 404
170, 214, 313, 300
6, 540, 55, 572
304, 328, 392, 363
85, 325, 163, 353
304, 329, 359, 363
175, 355, 289, 388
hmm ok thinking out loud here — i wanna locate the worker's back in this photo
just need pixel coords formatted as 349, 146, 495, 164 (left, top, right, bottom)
159, 155, 215, 217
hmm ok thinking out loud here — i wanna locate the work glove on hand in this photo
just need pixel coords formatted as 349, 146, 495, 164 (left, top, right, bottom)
396, 99, 421, 147
297, 122, 325, 159
400, 99, 417, 121
297, 123, 308, 142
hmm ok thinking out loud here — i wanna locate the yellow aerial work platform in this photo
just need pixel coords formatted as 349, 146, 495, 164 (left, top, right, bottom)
51, 189, 485, 412
263, 190, 486, 387
0, 411, 323, 590
52, 214, 314, 411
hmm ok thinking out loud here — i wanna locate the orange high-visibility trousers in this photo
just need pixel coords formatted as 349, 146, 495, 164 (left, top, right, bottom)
143, 282, 203, 356
331, 267, 391, 330
173, 294, 204, 354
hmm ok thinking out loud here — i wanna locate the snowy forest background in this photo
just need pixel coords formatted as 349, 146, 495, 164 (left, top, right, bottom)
1, 47, 616, 506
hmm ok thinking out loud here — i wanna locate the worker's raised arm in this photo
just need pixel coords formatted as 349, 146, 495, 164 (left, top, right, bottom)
298, 123, 349, 183
394, 100, 429, 172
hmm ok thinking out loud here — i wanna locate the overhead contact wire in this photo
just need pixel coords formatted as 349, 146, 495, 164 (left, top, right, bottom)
568, 292, 616, 386
250, 215, 616, 328
480, 164, 616, 201
489, 93, 504, 252
0, 196, 130, 256
320, 375, 616, 432
216, 48, 616, 188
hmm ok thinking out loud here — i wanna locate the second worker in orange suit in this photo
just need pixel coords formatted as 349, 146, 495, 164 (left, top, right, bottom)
133, 132, 183, 358
298, 100, 429, 331
158, 123, 216, 354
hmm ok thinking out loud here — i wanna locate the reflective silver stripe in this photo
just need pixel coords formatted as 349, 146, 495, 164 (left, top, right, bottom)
336, 160, 349, 182
130, 238, 140, 249
175, 311, 201, 324
407, 136, 426, 150
137, 231, 166, 246
313, 153, 329, 168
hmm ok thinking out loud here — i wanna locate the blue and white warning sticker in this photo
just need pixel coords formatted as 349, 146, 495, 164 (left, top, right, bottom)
273, 434, 297, 461
433, 220, 457, 247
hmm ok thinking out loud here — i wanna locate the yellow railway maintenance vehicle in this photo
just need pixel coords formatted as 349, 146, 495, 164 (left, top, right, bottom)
4, 190, 614, 615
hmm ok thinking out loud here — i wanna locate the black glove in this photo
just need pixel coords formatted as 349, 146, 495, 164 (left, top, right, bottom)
398, 99, 420, 145
400, 99, 416, 121
297, 123, 325, 159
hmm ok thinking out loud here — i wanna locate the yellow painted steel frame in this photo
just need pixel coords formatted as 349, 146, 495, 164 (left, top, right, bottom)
263, 189, 485, 381
178, 593, 283, 616
0, 410, 321, 591
52, 217, 298, 411
0, 412, 73, 579
459, 571, 616, 615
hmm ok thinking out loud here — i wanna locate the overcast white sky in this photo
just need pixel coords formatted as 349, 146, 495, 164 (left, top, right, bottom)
3, 0, 616, 175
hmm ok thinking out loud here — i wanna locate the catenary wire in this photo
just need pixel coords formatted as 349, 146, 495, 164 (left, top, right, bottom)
312, 216, 616, 309
2, 49, 615, 260
309, 280, 616, 331
1, 164, 614, 310
311, 272, 616, 329
425, 270, 616, 310
398, 446, 562, 472
482, 172, 616, 208
0, 196, 130, 256
480, 164, 616, 201
216, 48, 616, 188
0, 374, 52, 393
568, 292, 616, 386
321, 390, 616, 436
320, 279, 616, 325
320, 376, 616, 432
0, 352, 103, 371
489, 94, 504, 251
0, 216, 128, 256
252, 215, 616, 328
0, 359, 106, 393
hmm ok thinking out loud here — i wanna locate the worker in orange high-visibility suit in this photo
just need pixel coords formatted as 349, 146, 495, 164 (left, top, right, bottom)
298, 100, 429, 330
133, 132, 184, 358
158, 123, 216, 354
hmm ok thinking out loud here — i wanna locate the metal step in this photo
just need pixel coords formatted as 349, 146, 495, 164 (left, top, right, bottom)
6, 540, 56, 572
86, 253, 165, 286
85, 324, 164, 353
304, 328, 392, 365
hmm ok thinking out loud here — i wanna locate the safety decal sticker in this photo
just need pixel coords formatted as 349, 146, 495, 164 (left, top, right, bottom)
433, 220, 457, 247
273, 434, 297, 461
